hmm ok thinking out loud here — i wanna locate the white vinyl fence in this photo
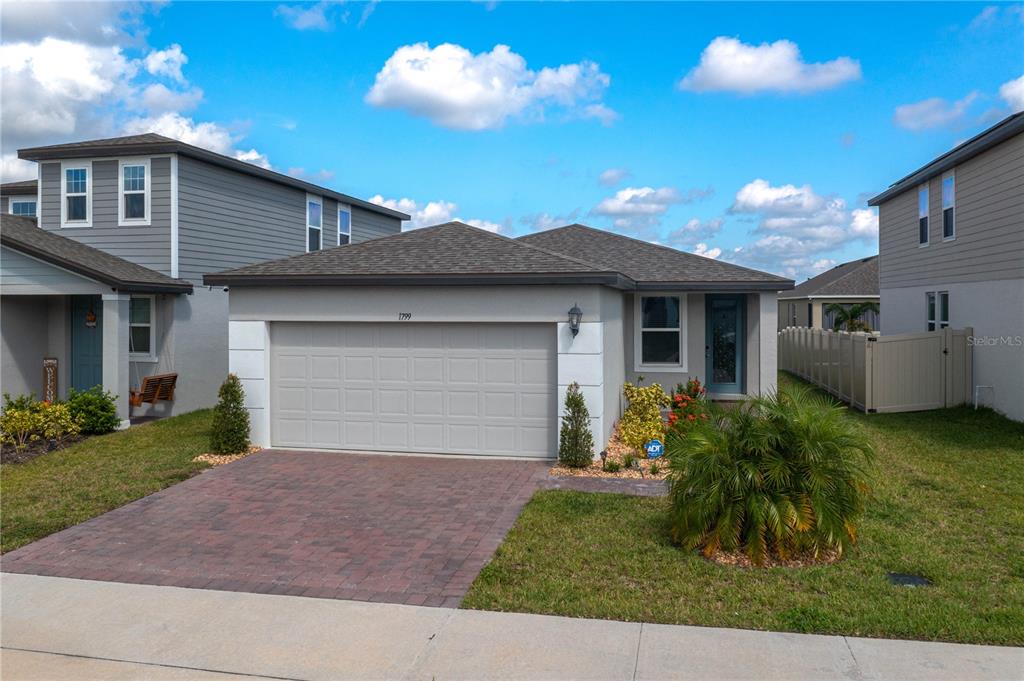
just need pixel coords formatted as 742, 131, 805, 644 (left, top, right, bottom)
778, 326, 973, 413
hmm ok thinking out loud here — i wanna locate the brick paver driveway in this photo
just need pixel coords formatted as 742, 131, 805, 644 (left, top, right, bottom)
2, 451, 548, 607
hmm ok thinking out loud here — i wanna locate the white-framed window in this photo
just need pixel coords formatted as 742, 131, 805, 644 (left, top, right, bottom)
338, 205, 352, 245
129, 295, 157, 360
306, 194, 322, 252
634, 294, 687, 371
118, 158, 151, 225
61, 161, 92, 227
8, 197, 36, 216
788, 302, 797, 326
918, 184, 929, 246
926, 291, 949, 331
942, 171, 955, 240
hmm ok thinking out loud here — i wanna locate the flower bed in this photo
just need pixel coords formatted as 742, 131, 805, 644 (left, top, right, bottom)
549, 422, 669, 479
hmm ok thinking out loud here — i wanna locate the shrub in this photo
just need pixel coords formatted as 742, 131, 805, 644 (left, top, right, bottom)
67, 387, 120, 435
0, 406, 44, 452
649, 461, 660, 475
622, 451, 637, 469
559, 382, 595, 468
38, 402, 81, 447
3, 392, 37, 413
619, 382, 670, 455
210, 374, 250, 455
665, 385, 874, 565
603, 460, 621, 473
668, 378, 709, 432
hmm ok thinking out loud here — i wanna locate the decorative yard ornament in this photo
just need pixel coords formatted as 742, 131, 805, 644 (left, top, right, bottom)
568, 304, 583, 337
84, 307, 97, 328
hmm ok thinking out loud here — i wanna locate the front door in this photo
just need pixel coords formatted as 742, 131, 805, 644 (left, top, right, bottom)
705, 295, 745, 394
71, 295, 103, 391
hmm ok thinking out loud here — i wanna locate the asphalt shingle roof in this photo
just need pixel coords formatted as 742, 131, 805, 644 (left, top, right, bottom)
1, 179, 37, 195
782, 256, 878, 299
1, 214, 192, 293
204, 221, 792, 291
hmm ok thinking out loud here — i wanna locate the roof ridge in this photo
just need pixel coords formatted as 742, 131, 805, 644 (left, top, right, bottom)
470, 222, 614, 272
815, 256, 877, 294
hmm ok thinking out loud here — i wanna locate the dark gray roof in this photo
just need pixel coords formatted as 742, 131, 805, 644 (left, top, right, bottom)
869, 112, 1024, 206
780, 255, 878, 299
18, 134, 409, 221
518, 224, 792, 289
1, 214, 192, 293
204, 221, 791, 291
1, 179, 37, 195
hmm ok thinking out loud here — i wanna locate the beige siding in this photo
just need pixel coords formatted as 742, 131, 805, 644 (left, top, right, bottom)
878, 132, 1024, 289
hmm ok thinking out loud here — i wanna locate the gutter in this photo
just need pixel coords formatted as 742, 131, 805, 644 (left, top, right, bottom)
777, 294, 880, 301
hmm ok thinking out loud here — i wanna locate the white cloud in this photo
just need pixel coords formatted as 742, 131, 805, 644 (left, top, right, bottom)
0, 1, 149, 45
849, 208, 879, 239
139, 83, 203, 113
144, 44, 188, 83
287, 167, 335, 183
893, 92, 978, 131
365, 42, 614, 130
969, 5, 1000, 30
591, 186, 712, 229
520, 210, 581, 231
0, 153, 36, 183
598, 167, 630, 187
234, 148, 272, 169
999, 75, 1024, 112
692, 243, 722, 260
275, 2, 336, 31
122, 112, 234, 153
731, 178, 825, 216
358, 1, 379, 28
368, 195, 506, 232
667, 217, 724, 248
463, 218, 505, 233
679, 37, 861, 94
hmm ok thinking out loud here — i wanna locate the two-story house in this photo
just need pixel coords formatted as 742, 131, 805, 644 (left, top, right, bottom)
868, 112, 1023, 421
0, 133, 408, 427
1, 179, 38, 217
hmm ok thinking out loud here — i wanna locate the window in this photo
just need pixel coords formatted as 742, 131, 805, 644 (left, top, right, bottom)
62, 163, 91, 226
789, 302, 797, 327
119, 159, 150, 225
926, 291, 949, 331
918, 184, 929, 245
636, 295, 685, 369
307, 195, 322, 252
9, 198, 36, 216
129, 296, 156, 359
338, 206, 352, 245
942, 171, 955, 240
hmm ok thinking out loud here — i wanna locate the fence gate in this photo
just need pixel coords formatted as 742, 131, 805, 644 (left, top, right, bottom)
778, 327, 973, 414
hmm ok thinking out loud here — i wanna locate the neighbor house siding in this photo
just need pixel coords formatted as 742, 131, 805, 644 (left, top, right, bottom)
878, 132, 1024, 289
352, 205, 401, 241
37, 158, 173, 275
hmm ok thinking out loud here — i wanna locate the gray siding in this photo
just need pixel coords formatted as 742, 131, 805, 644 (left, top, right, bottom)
0, 246, 107, 295
37, 158, 173, 275
878, 132, 1024, 289
352, 205, 402, 241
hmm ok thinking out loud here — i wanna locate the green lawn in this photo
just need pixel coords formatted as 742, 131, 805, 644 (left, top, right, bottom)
463, 373, 1024, 645
1, 410, 214, 554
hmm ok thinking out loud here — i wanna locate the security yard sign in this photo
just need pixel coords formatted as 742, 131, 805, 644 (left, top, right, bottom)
645, 439, 664, 458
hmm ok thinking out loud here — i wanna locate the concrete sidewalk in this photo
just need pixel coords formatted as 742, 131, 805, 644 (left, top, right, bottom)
2, 574, 1020, 681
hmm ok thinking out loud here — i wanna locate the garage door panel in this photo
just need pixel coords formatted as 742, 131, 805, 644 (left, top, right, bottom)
271, 323, 555, 458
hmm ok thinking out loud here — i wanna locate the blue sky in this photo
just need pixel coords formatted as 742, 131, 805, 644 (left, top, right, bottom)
2, 1, 1022, 279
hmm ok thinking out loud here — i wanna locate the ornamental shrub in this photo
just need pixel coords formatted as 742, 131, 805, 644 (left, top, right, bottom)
210, 373, 250, 455
38, 402, 81, 447
667, 378, 709, 432
665, 384, 874, 565
559, 382, 595, 468
619, 382, 670, 455
0, 406, 44, 452
66, 386, 120, 435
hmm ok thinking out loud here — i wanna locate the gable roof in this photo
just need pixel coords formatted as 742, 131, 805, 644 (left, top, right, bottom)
779, 255, 878, 300
18, 134, 409, 221
868, 112, 1024, 206
1, 179, 37, 196
203, 221, 792, 291
518, 224, 792, 289
1, 214, 192, 294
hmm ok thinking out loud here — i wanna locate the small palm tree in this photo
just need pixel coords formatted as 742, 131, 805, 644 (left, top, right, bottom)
824, 301, 879, 332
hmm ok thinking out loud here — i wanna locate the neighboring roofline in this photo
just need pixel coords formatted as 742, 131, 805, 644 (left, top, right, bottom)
1, 233, 193, 294
778, 294, 880, 301
868, 112, 1024, 206
0, 179, 37, 195
18, 136, 410, 221
636, 280, 793, 292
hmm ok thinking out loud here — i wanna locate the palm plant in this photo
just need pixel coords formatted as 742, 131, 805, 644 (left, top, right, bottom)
664, 384, 874, 565
824, 302, 879, 332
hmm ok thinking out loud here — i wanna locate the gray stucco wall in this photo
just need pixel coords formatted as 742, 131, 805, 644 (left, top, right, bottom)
623, 292, 707, 393
1, 296, 50, 400
38, 158, 173, 275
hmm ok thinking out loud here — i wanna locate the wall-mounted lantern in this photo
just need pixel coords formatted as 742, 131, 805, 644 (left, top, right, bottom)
568, 304, 583, 337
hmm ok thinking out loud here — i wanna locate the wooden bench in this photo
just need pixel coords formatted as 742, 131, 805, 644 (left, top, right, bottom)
129, 372, 178, 412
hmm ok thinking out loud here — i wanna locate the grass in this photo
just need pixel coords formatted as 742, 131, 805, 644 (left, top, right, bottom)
463, 373, 1024, 645
1, 410, 214, 554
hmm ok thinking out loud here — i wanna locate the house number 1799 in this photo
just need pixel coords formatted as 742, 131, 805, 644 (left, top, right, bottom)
398, 312, 412, 321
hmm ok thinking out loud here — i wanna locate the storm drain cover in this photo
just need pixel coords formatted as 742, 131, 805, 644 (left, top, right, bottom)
887, 572, 932, 587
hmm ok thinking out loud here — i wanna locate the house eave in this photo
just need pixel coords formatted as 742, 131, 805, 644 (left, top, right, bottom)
202, 272, 634, 289
778, 294, 880, 301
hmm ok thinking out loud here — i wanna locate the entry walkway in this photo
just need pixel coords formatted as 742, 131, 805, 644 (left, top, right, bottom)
3, 574, 1019, 681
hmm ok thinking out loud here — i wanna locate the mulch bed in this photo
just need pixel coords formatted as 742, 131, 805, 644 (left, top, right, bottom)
193, 445, 263, 467
706, 548, 842, 569
0, 436, 87, 465
549, 422, 669, 480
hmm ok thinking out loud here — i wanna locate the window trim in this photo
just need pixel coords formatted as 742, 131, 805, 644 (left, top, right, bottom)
306, 193, 323, 252
338, 204, 352, 246
60, 161, 92, 228
128, 294, 158, 362
917, 184, 929, 247
926, 291, 949, 332
633, 293, 688, 373
118, 157, 152, 226
8, 197, 37, 217
941, 170, 955, 242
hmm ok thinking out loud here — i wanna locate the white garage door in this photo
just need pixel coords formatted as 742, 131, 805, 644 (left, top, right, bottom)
270, 322, 557, 458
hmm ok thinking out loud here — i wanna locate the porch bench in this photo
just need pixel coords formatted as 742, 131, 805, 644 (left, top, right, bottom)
129, 372, 178, 413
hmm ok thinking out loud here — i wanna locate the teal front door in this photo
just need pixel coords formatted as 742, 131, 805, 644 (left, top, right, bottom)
71, 295, 103, 391
705, 295, 745, 394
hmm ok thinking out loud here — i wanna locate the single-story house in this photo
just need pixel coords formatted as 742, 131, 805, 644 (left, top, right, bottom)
204, 222, 793, 458
1, 214, 193, 427
777, 255, 879, 331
